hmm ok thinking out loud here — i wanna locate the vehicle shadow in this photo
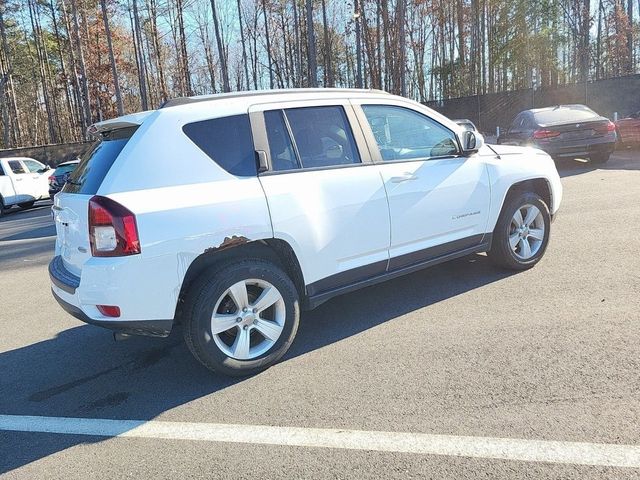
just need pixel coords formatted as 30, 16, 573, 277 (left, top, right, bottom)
556, 149, 639, 178
0, 201, 52, 222
0, 253, 514, 473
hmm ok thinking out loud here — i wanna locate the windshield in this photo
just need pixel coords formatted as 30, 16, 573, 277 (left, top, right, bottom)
53, 164, 78, 176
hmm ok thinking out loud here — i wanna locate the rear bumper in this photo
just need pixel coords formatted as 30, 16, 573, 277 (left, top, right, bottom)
51, 289, 172, 337
49, 255, 173, 337
535, 139, 616, 159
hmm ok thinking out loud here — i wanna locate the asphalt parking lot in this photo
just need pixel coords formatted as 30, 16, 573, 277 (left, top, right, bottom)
1, 151, 639, 479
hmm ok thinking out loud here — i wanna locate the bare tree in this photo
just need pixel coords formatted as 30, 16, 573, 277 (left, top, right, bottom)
100, 0, 123, 115
305, 0, 317, 87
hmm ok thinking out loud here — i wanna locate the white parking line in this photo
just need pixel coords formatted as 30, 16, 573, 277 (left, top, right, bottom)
1, 414, 639, 468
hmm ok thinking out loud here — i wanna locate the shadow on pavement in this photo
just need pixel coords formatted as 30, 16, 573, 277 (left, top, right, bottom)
556, 148, 639, 178
0, 253, 514, 473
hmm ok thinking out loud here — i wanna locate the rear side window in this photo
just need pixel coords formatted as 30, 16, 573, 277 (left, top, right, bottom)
64, 127, 137, 195
264, 110, 299, 171
8, 160, 26, 174
264, 106, 361, 171
183, 114, 256, 177
285, 106, 361, 169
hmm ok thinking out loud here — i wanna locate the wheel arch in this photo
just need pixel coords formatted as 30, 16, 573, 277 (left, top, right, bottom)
502, 177, 552, 214
174, 238, 307, 323
489, 177, 553, 233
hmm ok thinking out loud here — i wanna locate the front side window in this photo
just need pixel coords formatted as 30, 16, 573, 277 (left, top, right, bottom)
8, 161, 26, 174
362, 105, 459, 161
264, 106, 361, 172
24, 159, 44, 173
183, 114, 256, 177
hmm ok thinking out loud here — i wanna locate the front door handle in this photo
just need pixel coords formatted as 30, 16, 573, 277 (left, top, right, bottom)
390, 173, 418, 183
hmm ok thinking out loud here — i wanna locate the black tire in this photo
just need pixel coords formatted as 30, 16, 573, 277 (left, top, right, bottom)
590, 152, 610, 164
488, 191, 551, 270
18, 201, 36, 210
0, 196, 5, 218
183, 258, 300, 377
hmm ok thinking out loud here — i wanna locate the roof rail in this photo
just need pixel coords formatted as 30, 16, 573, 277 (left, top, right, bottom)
160, 88, 390, 109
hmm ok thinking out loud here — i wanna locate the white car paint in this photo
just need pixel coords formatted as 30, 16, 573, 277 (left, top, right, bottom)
49, 88, 562, 331
0, 157, 50, 209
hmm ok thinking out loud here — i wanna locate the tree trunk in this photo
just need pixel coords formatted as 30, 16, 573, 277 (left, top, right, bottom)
628, 0, 634, 72
321, 0, 333, 86
237, 0, 251, 90
100, 0, 124, 115
355, 0, 362, 88
176, 0, 192, 95
148, 0, 168, 102
261, 0, 274, 88
292, 0, 302, 86
211, 0, 230, 92
305, 0, 317, 87
70, 0, 91, 130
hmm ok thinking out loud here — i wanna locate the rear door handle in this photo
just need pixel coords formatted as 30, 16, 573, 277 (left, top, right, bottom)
390, 173, 418, 183
15, 178, 23, 182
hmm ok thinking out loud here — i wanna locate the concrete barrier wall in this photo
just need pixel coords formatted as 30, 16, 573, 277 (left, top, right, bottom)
0, 141, 92, 167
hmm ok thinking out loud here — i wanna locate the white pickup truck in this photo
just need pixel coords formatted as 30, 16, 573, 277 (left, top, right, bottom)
0, 157, 51, 217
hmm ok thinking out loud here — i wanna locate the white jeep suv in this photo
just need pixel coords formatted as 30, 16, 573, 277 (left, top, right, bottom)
49, 89, 562, 376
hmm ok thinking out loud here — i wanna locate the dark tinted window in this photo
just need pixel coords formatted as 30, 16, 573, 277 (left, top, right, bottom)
64, 127, 136, 195
284, 106, 361, 168
533, 106, 598, 125
8, 160, 26, 174
362, 105, 458, 160
183, 114, 256, 176
54, 163, 78, 176
264, 110, 299, 171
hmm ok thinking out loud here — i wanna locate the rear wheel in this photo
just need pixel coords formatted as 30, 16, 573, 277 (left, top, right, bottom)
590, 152, 610, 164
183, 259, 300, 377
488, 192, 551, 270
18, 201, 36, 210
0, 196, 5, 218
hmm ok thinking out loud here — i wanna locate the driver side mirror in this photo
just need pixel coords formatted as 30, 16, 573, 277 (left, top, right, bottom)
37, 166, 51, 173
461, 130, 484, 154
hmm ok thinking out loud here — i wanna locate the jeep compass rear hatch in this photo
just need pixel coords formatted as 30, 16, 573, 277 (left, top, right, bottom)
53, 125, 138, 277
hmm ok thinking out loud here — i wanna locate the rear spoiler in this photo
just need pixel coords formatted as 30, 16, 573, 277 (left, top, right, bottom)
87, 111, 154, 138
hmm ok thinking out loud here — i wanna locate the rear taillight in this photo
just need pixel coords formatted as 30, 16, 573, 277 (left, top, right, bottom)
48, 175, 55, 184
89, 196, 141, 257
595, 121, 616, 134
532, 129, 561, 140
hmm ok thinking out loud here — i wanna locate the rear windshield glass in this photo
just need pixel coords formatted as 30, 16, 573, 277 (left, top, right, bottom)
54, 164, 78, 176
63, 127, 137, 195
182, 114, 256, 177
533, 107, 598, 125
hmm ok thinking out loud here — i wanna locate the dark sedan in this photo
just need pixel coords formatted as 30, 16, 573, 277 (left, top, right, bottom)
498, 105, 616, 164
48, 160, 79, 200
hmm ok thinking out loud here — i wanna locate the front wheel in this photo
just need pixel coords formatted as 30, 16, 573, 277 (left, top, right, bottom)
488, 192, 551, 270
183, 259, 300, 377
